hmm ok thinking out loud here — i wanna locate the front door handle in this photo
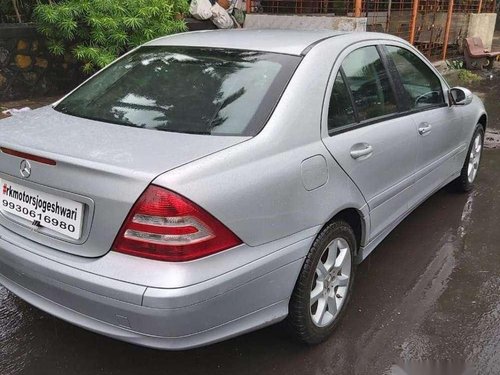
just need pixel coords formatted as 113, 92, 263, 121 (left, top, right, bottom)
418, 122, 432, 136
350, 143, 373, 160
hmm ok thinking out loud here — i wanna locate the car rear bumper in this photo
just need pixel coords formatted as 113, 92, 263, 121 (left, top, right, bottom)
0, 227, 314, 350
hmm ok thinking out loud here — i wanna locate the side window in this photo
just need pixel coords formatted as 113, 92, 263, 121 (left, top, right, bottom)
328, 71, 356, 131
385, 46, 444, 109
341, 46, 398, 122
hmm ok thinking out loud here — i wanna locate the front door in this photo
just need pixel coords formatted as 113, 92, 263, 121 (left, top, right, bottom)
383, 44, 463, 208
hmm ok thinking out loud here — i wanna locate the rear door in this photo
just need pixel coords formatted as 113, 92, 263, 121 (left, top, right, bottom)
321, 43, 418, 241
382, 44, 464, 208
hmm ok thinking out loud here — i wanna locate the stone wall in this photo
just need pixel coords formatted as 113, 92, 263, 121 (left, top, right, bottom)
0, 24, 83, 101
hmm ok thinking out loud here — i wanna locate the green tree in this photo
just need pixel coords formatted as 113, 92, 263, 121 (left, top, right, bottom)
34, 0, 188, 73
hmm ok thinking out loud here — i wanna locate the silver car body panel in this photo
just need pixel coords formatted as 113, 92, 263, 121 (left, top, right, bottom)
0, 107, 248, 257
0, 225, 306, 348
145, 29, 346, 55
0, 30, 487, 349
317, 36, 472, 244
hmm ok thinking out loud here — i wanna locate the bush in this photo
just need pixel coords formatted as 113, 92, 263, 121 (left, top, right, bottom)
34, 0, 189, 73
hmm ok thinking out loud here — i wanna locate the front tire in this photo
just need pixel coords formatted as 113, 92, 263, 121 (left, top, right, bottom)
287, 220, 356, 345
454, 124, 484, 192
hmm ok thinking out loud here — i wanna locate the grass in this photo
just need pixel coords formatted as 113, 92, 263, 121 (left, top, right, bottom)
457, 69, 482, 84
443, 68, 482, 87
443, 58, 482, 86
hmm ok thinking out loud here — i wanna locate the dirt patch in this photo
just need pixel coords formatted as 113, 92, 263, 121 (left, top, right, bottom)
485, 129, 500, 149
0, 96, 60, 119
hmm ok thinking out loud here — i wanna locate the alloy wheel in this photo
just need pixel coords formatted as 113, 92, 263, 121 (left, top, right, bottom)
310, 238, 351, 327
467, 133, 483, 184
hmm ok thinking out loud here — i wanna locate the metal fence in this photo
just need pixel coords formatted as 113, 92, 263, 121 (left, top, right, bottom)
245, 0, 497, 60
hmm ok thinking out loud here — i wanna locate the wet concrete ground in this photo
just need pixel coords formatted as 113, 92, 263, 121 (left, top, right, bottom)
1, 75, 500, 375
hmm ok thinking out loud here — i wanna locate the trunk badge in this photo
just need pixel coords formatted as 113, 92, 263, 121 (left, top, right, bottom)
20, 159, 31, 178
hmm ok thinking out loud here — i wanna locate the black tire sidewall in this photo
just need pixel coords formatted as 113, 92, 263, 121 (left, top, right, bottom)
288, 220, 357, 344
459, 124, 484, 192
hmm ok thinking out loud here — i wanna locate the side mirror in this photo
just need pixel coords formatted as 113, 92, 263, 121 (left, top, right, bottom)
449, 87, 473, 106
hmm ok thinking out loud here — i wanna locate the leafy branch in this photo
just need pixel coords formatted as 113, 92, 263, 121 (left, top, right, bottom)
34, 0, 188, 73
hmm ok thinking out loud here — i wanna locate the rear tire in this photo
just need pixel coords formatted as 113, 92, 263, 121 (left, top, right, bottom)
287, 220, 356, 345
453, 124, 484, 192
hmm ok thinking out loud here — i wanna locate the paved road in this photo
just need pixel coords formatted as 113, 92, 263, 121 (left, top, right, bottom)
1, 78, 499, 375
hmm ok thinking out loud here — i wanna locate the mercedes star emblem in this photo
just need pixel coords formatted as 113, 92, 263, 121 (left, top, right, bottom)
20, 159, 31, 178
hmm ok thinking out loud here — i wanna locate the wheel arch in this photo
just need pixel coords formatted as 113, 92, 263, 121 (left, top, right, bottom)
321, 207, 367, 256
478, 113, 487, 132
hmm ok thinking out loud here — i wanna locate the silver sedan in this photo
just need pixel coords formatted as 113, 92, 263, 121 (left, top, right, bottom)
0, 29, 486, 349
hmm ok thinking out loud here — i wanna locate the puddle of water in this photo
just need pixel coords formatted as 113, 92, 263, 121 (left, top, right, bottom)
385, 362, 476, 375
464, 278, 500, 374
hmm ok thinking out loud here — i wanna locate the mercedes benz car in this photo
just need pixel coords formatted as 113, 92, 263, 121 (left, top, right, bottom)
0, 29, 486, 349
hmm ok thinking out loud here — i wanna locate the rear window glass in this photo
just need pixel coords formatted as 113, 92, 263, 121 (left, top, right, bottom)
55, 47, 301, 136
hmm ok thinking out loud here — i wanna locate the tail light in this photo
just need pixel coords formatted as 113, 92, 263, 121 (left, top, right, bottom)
112, 185, 242, 262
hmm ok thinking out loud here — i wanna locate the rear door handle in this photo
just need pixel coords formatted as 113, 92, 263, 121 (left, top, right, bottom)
418, 122, 432, 136
350, 143, 373, 160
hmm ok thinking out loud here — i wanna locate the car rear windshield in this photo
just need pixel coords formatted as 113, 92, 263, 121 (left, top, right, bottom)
55, 46, 301, 136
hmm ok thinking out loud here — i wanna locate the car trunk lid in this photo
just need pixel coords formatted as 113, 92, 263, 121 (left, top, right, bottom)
0, 106, 248, 257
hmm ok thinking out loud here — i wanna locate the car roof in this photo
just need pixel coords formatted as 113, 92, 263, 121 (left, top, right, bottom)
145, 29, 349, 56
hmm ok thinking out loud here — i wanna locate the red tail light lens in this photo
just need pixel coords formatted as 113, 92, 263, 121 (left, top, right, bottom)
112, 185, 242, 262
